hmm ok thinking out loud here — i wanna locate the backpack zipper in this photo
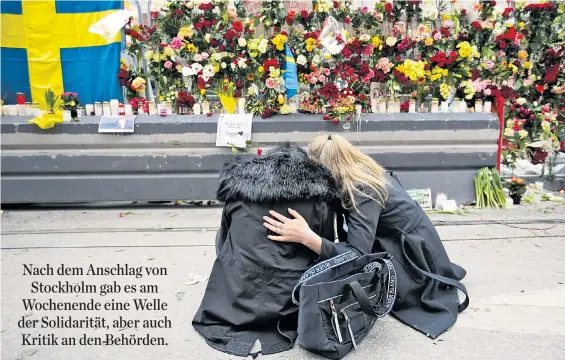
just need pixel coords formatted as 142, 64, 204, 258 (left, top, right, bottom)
330, 299, 343, 343
341, 310, 357, 350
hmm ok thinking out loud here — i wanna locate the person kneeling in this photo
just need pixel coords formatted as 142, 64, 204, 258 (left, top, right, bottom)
192, 144, 340, 357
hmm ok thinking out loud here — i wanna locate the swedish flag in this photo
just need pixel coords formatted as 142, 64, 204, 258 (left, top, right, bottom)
284, 44, 298, 99
1, 0, 123, 106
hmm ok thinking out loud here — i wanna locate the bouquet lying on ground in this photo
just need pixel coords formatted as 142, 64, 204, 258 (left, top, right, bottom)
474, 168, 506, 208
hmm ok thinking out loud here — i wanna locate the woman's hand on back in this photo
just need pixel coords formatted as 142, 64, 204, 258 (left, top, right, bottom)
263, 209, 322, 253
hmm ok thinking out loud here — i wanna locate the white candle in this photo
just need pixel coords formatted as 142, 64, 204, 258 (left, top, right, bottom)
17, 104, 26, 116
202, 102, 210, 114
483, 101, 492, 113
124, 104, 133, 116
110, 99, 119, 115
193, 103, 201, 115
378, 101, 386, 113
2, 105, 9, 116
355, 104, 362, 115
535, 181, 544, 191
409, 101, 416, 113
474, 100, 483, 113
9, 106, 18, 116
431, 99, 439, 113
459, 101, 467, 113
238, 98, 246, 114
85, 104, 94, 116
102, 102, 111, 116
371, 100, 378, 113
94, 102, 102, 116
440, 101, 449, 113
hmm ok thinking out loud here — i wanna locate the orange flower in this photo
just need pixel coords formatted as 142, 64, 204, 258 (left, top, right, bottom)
247, 73, 255, 81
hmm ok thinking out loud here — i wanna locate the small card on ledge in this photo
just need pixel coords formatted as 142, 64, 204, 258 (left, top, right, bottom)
98, 115, 136, 133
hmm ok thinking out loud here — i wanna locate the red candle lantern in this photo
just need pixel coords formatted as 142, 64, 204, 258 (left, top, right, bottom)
16, 93, 26, 105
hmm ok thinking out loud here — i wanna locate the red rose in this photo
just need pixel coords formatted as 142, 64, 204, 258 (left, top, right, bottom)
224, 30, 238, 42
151, 11, 158, 19
300, 10, 311, 22
359, 94, 367, 101
502, 7, 513, 19
345, 16, 351, 24
263, 58, 279, 69
198, 3, 214, 11
257, 149, 263, 156
384, 2, 393, 14
499, 40, 507, 49
471, 69, 481, 81
333, 1, 340, 8
194, 22, 204, 30
203, 20, 211, 29
342, 48, 353, 58
232, 21, 243, 32
505, 27, 517, 41
535, 84, 545, 93
286, 12, 295, 25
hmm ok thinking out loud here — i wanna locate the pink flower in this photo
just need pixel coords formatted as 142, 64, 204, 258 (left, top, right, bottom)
194, 54, 203, 62
362, 45, 374, 56
266, 78, 278, 89
485, 60, 495, 69
497, 51, 506, 58
433, 32, 442, 41
362, 6, 369, 14
164, 61, 173, 69
322, 68, 331, 76
318, 75, 326, 82
309, 76, 318, 84
523, 79, 532, 86
171, 37, 183, 49
201, 52, 210, 60
444, 20, 454, 28
484, 88, 492, 96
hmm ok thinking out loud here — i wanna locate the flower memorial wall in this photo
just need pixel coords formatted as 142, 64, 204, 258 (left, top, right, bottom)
117, 0, 564, 171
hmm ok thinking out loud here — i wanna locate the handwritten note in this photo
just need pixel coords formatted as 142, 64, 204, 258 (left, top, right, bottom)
216, 114, 253, 148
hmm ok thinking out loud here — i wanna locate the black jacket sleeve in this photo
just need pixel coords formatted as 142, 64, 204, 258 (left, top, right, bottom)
215, 205, 231, 257
318, 194, 382, 260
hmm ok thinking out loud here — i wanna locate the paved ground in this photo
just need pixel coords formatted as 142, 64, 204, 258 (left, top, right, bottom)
1, 201, 565, 360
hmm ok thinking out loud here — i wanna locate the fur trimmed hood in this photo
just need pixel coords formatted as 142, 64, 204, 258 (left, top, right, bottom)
217, 144, 340, 204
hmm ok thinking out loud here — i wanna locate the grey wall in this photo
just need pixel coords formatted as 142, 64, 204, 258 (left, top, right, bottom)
1, 113, 500, 205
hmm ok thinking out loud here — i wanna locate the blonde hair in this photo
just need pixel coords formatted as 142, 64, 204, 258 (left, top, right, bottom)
307, 134, 389, 214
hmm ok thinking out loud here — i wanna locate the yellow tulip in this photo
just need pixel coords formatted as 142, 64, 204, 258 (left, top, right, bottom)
425, 37, 434, 46
278, 94, 285, 105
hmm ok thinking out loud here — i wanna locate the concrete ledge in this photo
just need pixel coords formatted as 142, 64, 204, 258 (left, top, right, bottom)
1, 113, 500, 205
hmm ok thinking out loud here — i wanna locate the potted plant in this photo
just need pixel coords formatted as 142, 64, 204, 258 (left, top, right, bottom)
60, 92, 80, 121
505, 177, 527, 204
45, 89, 59, 114
216, 79, 237, 114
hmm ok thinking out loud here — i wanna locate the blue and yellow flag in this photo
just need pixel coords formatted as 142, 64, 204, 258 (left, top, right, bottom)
1, 0, 123, 106
284, 44, 298, 99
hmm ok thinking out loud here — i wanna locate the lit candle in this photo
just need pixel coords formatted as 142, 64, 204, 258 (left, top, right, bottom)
94, 102, 102, 116
102, 102, 111, 116
202, 102, 210, 114
483, 101, 492, 113
110, 99, 119, 115
238, 98, 246, 114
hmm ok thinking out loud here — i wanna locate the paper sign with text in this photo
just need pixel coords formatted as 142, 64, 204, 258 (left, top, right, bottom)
216, 114, 253, 148
98, 115, 136, 133
406, 188, 433, 210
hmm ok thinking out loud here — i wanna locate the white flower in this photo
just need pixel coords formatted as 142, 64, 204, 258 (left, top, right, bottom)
212, 53, 221, 61
230, 63, 237, 71
201, 52, 209, 60
191, 63, 203, 73
360, 34, 370, 42
420, 1, 438, 20
516, 98, 527, 105
205, 34, 211, 42
237, 58, 247, 69
258, 39, 269, 53
182, 66, 195, 76
193, 54, 203, 62
386, 37, 397, 47
238, 38, 247, 47
221, 62, 227, 69
297, 55, 307, 66
312, 54, 321, 65
212, 7, 220, 15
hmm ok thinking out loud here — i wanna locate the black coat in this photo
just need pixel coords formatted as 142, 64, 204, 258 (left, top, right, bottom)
192, 145, 341, 357
319, 174, 468, 339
